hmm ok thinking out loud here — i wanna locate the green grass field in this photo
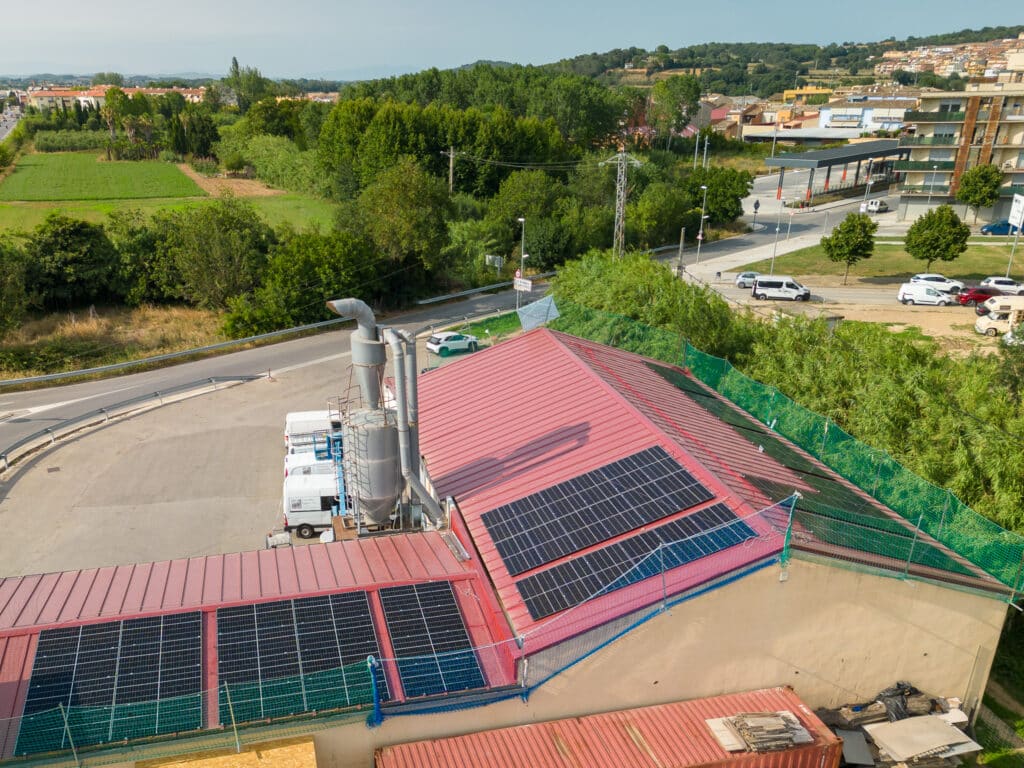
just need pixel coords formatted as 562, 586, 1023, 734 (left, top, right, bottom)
0, 152, 204, 201
0, 193, 337, 234
742, 242, 1024, 283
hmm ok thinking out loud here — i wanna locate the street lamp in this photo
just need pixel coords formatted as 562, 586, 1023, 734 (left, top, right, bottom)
696, 184, 709, 263
927, 165, 938, 206
786, 211, 794, 241
770, 198, 785, 276
516, 216, 526, 310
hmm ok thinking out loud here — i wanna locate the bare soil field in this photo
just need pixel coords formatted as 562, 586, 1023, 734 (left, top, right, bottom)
176, 163, 284, 197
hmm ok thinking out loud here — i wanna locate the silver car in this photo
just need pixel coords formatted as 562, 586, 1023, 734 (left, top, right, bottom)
735, 271, 760, 289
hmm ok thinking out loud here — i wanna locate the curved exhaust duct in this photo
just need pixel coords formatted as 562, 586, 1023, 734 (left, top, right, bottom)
327, 298, 386, 408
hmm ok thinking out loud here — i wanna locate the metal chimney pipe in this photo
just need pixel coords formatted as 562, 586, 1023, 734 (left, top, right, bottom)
396, 328, 420, 478
327, 298, 386, 408
384, 328, 444, 528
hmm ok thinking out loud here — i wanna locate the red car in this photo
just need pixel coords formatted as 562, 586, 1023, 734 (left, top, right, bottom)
958, 286, 1004, 308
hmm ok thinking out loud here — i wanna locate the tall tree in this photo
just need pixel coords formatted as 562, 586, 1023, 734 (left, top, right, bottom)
820, 212, 878, 284
905, 204, 971, 272
23, 213, 121, 308
956, 163, 1003, 223
649, 75, 702, 150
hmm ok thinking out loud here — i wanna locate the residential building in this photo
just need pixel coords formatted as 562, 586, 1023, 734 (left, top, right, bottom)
898, 82, 1024, 219
782, 85, 832, 104
818, 96, 916, 132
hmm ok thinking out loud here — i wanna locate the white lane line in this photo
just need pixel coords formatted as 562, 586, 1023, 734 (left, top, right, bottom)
272, 352, 352, 376
0, 386, 137, 422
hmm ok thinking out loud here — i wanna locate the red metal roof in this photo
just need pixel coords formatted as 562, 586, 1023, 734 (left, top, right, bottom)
374, 686, 842, 768
419, 330, 783, 648
0, 534, 470, 636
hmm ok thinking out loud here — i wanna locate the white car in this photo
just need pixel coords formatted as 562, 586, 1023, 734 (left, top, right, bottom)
909, 273, 964, 294
735, 271, 760, 289
980, 276, 1024, 295
425, 332, 479, 356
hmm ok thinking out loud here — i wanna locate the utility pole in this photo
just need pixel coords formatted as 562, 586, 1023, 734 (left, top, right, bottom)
601, 149, 642, 258
440, 146, 456, 195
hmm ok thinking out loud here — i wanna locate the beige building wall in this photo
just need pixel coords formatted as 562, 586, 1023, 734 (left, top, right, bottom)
309, 556, 1008, 768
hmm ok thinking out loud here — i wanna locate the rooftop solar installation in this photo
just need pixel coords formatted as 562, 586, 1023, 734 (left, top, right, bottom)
378, 582, 486, 698
217, 591, 388, 724
482, 446, 715, 576
17, 612, 202, 756
516, 503, 756, 620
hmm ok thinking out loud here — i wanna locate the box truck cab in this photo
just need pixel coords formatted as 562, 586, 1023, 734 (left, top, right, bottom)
282, 473, 346, 538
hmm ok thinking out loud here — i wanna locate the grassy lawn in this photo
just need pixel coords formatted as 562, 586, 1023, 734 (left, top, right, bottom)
741, 242, 1022, 283
0, 152, 203, 201
0, 193, 337, 234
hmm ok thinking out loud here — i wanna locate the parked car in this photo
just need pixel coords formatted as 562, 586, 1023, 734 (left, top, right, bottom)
865, 199, 889, 213
426, 331, 479, 356
735, 271, 760, 289
909, 273, 964, 293
981, 219, 1021, 236
750, 276, 810, 301
979, 276, 1024, 295
897, 283, 953, 306
959, 286, 1005, 307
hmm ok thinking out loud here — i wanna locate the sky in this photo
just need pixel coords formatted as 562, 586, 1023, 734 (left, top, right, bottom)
3, 0, 1023, 80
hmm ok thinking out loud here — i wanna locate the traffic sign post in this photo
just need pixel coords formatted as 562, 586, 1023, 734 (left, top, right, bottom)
1006, 193, 1024, 278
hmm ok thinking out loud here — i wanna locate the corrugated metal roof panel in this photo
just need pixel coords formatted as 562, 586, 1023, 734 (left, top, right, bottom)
0, 534, 477, 637
0, 633, 36, 758
375, 686, 841, 768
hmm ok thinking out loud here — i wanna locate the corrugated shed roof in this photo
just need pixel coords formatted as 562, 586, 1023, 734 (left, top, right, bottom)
374, 686, 842, 768
0, 533, 469, 636
419, 330, 782, 646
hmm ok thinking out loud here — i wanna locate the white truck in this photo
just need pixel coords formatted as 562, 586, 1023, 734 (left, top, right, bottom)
284, 452, 335, 477
285, 410, 341, 456
975, 295, 1024, 337
282, 473, 346, 538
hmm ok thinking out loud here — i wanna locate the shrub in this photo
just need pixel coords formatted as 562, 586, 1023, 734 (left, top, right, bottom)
159, 149, 182, 163
189, 157, 219, 176
33, 130, 108, 152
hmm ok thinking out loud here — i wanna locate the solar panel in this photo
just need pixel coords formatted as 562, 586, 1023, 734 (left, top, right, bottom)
482, 446, 714, 576
515, 503, 756, 620
216, 591, 387, 725
16, 612, 202, 756
378, 582, 485, 698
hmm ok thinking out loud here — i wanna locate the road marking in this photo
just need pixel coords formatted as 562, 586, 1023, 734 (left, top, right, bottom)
0, 387, 136, 423
272, 351, 352, 376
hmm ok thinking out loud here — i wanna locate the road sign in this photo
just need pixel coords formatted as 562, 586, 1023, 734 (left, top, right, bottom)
753, 200, 760, 211
1011, 194, 1024, 229
514, 277, 532, 293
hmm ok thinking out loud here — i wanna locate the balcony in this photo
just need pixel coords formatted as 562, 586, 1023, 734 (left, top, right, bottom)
901, 184, 951, 196
904, 111, 966, 122
893, 160, 956, 171
898, 135, 958, 146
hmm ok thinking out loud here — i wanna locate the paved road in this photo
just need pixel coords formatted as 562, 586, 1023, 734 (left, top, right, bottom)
0, 290, 519, 453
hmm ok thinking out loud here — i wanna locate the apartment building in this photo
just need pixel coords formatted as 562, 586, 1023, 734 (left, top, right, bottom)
898, 82, 1024, 219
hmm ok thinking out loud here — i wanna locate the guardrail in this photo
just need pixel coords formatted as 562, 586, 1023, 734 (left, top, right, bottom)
0, 318, 350, 389
1, 376, 263, 471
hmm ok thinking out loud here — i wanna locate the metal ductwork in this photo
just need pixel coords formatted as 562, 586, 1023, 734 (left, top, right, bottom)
385, 328, 444, 528
396, 328, 420, 478
327, 298, 386, 409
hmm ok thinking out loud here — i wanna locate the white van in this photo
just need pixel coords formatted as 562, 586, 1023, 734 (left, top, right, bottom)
285, 410, 340, 455
750, 276, 810, 301
897, 283, 953, 306
284, 452, 335, 477
282, 474, 344, 538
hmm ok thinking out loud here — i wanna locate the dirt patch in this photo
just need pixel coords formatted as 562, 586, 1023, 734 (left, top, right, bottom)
818, 303, 990, 354
176, 164, 284, 197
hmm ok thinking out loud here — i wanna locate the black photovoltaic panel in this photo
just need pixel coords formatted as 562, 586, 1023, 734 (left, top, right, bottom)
17, 613, 202, 755
482, 446, 715, 576
378, 582, 485, 698
216, 591, 387, 724
516, 503, 756, 620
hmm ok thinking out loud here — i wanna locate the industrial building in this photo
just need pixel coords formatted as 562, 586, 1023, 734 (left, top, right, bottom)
0, 319, 1014, 768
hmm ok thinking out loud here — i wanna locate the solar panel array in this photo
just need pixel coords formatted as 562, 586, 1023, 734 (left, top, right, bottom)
378, 582, 486, 698
482, 446, 714, 576
17, 612, 202, 756
516, 503, 756, 620
217, 592, 388, 724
